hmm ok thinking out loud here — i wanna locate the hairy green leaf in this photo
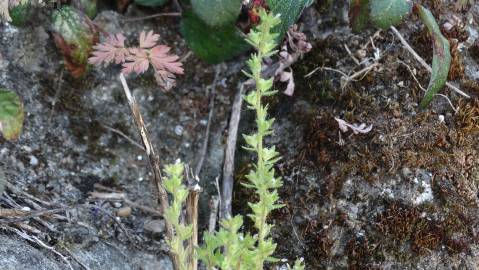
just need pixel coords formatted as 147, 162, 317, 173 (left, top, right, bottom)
416, 5, 451, 108
370, 0, 412, 29
192, 0, 242, 27
180, 11, 250, 64
266, 0, 312, 40
0, 89, 24, 141
349, 0, 370, 32
134, 0, 168, 7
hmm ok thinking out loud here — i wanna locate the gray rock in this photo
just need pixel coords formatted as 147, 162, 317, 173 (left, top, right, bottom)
0, 234, 63, 270
0, 234, 173, 270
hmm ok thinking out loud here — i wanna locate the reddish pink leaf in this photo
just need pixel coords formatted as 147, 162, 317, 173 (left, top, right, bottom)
149, 45, 184, 75
89, 33, 129, 66
122, 48, 149, 75
139, 30, 160, 49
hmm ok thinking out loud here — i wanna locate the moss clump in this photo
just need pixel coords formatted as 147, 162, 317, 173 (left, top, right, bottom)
455, 99, 479, 133
375, 200, 477, 258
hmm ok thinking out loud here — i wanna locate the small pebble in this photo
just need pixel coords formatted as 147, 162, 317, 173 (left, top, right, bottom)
117, 206, 132, 217
174, 125, 184, 136
438, 114, 445, 123
113, 202, 122, 208
144, 219, 166, 235
29, 155, 38, 166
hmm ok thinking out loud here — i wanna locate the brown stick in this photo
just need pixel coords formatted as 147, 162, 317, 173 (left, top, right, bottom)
390, 26, 470, 99
89, 190, 163, 216
208, 195, 220, 232
195, 68, 220, 176
220, 83, 246, 220
186, 182, 201, 270
119, 74, 180, 270
121, 12, 182, 22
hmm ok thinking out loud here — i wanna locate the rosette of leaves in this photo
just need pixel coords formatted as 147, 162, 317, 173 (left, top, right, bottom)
51, 6, 99, 78
348, 0, 452, 108
181, 0, 312, 63
0, 89, 24, 141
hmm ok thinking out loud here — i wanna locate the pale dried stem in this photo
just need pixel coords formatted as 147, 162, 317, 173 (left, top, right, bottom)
390, 26, 470, 99
220, 83, 245, 220
208, 195, 220, 233
186, 185, 200, 270
118, 74, 180, 270
121, 12, 182, 22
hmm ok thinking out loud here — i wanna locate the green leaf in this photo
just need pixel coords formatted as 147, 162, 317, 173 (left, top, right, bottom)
416, 5, 451, 108
51, 6, 99, 77
266, 0, 311, 40
134, 0, 168, 7
192, 0, 242, 27
369, 0, 412, 29
71, 0, 98, 18
349, 0, 370, 32
180, 11, 250, 64
0, 89, 24, 141
9, 1, 32, 26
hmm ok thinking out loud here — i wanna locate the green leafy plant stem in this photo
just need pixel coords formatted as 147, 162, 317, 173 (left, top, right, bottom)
163, 162, 194, 270
243, 9, 283, 269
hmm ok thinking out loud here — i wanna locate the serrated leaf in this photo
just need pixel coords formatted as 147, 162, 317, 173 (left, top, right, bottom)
369, 0, 412, 29
416, 5, 451, 108
192, 0, 242, 27
349, 0, 370, 32
266, 0, 311, 40
51, 6, 99, 77
180, 11, 250, 64
9, 1, 33, 26
134, 0, 168, 7
0, 89, 24, 141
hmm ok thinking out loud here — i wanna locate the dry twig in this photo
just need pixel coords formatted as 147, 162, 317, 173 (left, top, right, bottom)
220, 83, 246, 220
119, 74, 179, 270
102, 124, 144, 151
185, 176, 201, 270
390, 26, 470, 98
3, 226, 74, 270
195, 67, 220, 176
121, 12, 181, 22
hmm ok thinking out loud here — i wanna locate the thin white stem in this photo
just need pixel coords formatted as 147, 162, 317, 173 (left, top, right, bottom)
390, 26, 470, 98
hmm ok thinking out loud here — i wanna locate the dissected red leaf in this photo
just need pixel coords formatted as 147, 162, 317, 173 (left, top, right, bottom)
122, 48, 150, 75
89, 33, 129, 66
139, 30, 160, 49
89, 30, 183, 90
149, 45, 184, 74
